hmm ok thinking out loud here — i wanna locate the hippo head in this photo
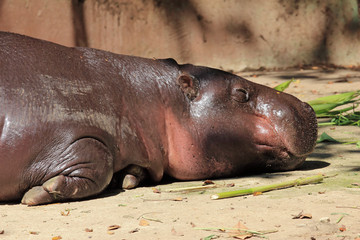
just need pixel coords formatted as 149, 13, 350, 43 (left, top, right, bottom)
165, 64, 318, 180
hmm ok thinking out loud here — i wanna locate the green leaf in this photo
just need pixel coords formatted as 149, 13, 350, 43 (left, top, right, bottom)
317, 132, 339, 143
311, 103, 342, 115
273, 79, 294, 92
308, 91, 359, 105
203, 234, 219, 240
317, 105, 359, 117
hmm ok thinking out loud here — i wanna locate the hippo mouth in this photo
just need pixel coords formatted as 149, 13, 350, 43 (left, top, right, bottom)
254, 143, 306, 171
252, 117, 309, 171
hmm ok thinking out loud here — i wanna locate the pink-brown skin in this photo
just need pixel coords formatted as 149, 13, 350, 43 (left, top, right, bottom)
0, 32, 317, 205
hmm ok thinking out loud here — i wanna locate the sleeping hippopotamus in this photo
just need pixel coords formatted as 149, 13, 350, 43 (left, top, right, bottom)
0, 32, 317, 205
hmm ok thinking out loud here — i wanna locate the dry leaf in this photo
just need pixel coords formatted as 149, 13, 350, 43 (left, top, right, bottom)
228, 221, 252, 239
152, 188, 161, 194
84, 228, 93, 232
253, 192, 262, 196
0, 230, 4, 234
29, 231, 39, 235
234, 235, 252, 239
108, 225, 121, 231
300, 213, 312, 219
203, 180, 215, 185
60, 210, 70, 216
172, 197, 184, 201
292, 211, 312, 219
339, 225, 346, 232
52, 236, 62, 240
311, 90, 318, 94
139, 219, 150, 226
129, 228, 140, 233
171, 227, 184, 236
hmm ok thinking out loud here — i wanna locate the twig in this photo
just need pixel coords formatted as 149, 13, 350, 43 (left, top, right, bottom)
211, 175, 323, 200
165, 185, 217, 192
137, 212, 162, 223
336, 206, 360, 210
194, 227, 278, 235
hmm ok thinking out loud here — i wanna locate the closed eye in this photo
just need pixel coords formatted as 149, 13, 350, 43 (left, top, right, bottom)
231, 88, 249, 103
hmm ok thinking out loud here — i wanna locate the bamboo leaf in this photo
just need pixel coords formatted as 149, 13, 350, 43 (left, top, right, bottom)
317, 132, 339, 143
203, 235, 218, 240
311, 103, 343, 115
273, 79, 294, 92
316, 105, 359, 117
308, 91, 359, 105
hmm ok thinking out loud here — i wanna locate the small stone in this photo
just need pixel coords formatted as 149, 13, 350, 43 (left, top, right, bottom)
320, 217, 330, 223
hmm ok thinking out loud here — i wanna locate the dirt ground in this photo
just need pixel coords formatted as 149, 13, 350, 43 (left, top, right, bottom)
1, 68, 359, 240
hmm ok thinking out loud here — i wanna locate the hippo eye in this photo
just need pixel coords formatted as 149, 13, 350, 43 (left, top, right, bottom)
231, 88, 249, 103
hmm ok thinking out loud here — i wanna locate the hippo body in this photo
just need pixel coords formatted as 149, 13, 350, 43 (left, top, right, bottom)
0, 32, 317, 205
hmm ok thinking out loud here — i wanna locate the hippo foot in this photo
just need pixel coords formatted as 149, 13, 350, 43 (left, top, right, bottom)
21, 176, 65, 206
21, 138, 114, 206
122, 174, 141, 189
122, 165, 147, 189
109, 165, 147, 190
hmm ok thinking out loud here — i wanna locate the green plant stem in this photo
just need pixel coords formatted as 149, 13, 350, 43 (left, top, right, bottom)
211, 175, 323, 200
318, 122, 336, 126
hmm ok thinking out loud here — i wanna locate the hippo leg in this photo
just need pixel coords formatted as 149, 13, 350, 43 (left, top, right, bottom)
21, 138, 113, 206
109, 165, 147, 190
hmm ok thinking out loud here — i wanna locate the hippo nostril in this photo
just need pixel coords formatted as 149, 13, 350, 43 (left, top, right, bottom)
302, 102, 314, 112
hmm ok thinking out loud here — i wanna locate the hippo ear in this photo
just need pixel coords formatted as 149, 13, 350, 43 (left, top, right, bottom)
177, 73, 199, 101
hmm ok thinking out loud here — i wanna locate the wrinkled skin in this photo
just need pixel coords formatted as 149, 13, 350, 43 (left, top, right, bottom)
0, 32, 317, 205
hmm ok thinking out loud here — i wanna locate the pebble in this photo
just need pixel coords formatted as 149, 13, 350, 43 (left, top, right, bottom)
319, 217, 330, 223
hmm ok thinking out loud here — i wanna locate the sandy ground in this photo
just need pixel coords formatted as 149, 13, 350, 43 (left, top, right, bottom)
1, 68, 360, 240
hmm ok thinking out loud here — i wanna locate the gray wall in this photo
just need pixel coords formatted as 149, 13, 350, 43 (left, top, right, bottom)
1, 0, 359, 71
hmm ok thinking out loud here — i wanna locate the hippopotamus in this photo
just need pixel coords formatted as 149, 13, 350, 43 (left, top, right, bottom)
0, 32, 317, 205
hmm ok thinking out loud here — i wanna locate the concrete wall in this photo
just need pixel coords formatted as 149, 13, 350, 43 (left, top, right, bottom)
1, 0, 359, 71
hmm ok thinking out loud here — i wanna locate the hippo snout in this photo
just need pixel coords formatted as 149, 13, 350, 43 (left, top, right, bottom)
254, 86, 318, 166
278, 99, 318, 157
